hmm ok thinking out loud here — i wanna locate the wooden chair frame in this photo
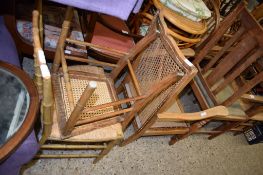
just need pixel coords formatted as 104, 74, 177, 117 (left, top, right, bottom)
172, 3, 263, 143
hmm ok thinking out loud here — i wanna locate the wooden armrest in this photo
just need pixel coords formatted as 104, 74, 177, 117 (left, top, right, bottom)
157, 106, 229, 122
241, 94, 263, 103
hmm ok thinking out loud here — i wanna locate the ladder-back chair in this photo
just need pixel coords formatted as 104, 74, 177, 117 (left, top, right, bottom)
174, 2, 263, 142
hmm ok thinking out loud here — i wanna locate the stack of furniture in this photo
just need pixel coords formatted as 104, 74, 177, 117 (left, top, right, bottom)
131, 0, 220, 50
1, 2, 263, 173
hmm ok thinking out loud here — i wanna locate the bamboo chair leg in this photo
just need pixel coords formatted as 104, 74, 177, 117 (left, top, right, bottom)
63, 81, 97, 136
52, 6, 74, 72
37, 0, 43, 47
169, 119, 210, 145
93, 139, 120, 164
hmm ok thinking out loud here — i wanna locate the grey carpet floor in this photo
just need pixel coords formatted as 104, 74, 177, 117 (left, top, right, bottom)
22, 58, 263, 175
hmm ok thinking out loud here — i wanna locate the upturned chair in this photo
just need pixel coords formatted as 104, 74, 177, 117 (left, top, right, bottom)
117, 13, 238, 146
164, 2, 263, 144
33, 10, 124, 163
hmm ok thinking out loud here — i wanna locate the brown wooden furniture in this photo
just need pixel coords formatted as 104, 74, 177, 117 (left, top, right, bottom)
252, 2, 263, 23
32, 10, 125, 163
119, 12, 251, 146
119, 13, 218, 146
0, 61, 38, 161
4, 0, 137, 63
131, 0, 220, 49
176, 2, 263, 142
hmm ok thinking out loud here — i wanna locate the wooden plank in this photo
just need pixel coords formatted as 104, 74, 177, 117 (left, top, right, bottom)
65, 55, 118, 68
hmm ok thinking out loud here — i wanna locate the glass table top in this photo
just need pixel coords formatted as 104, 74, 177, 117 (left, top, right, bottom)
0, 68, 30, 146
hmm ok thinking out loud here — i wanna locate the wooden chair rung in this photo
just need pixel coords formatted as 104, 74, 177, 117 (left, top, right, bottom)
41, 144, 107, 150
65, 55, 118, 68
65, 38, 128, 57
35, 154, 99, 158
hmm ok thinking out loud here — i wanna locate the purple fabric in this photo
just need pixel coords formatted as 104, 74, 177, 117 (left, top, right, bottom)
50, 0, 143, 20
0, 16, 39, 175
0, 16, 20, 68
0, 131, 39, 175
133, 0, 144, 13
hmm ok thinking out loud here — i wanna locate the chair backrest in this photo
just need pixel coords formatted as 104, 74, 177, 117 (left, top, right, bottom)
122, 14, 197, 129
32, 10, 53, 144
193, 3, 263, 107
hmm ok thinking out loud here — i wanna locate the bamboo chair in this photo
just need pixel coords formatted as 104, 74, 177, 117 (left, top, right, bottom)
166, 3, 263, 144
32, 10, 125, 163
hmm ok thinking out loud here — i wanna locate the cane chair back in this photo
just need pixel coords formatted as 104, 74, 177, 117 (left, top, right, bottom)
120, 15, 198, 146
32, 10, 125, 163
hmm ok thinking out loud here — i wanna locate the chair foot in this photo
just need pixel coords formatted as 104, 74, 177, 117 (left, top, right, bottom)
169, 136, 178, 145
208, 135, 216, 140
119, 140, 128, 147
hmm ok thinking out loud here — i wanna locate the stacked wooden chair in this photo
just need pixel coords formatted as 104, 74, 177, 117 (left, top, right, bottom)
160, 2, 263, 144
131, 0, 220, 49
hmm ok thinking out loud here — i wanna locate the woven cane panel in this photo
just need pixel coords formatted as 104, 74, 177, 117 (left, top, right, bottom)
135, 37, 185, 94
135, 37, 187, 127
138, 84, 176, 125
60, 77, 114, 121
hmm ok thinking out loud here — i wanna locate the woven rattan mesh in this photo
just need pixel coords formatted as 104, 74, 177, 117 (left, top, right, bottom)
135, 37, 184, 93
60, 77, 114, 120
135, 37, 185, 125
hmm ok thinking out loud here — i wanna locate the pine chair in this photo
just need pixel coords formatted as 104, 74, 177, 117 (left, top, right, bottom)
32, 10, 124, 163
164, 2, 263, 144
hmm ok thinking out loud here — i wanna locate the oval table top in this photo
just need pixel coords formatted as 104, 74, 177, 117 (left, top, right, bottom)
0, 61, 39, 162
